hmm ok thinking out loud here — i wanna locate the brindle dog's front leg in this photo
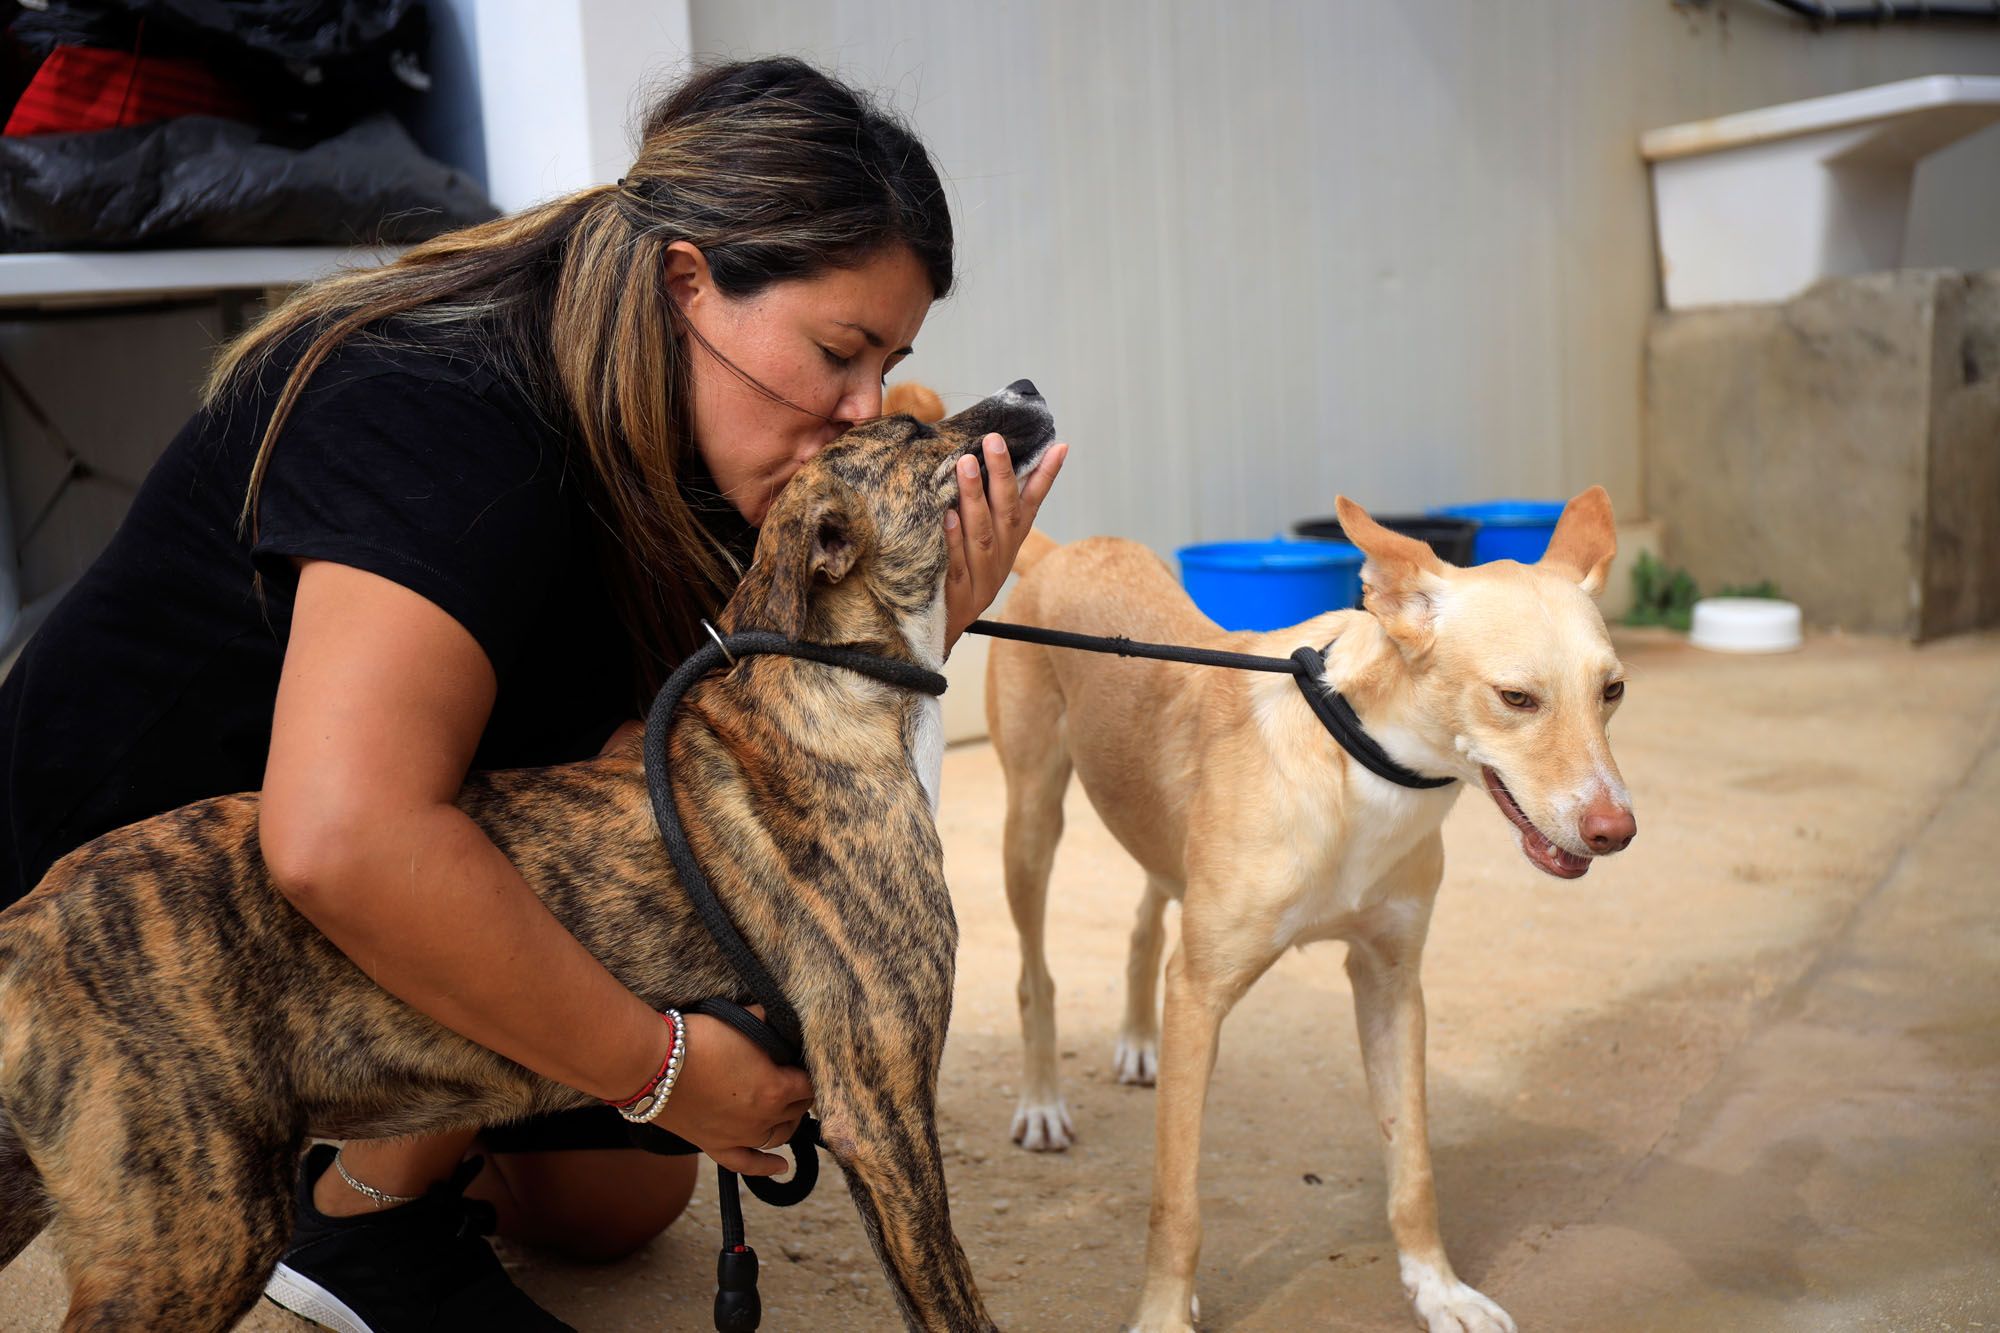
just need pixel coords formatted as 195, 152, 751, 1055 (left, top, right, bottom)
1346, 844, 1515, 1333
815, 1039, 995, 1332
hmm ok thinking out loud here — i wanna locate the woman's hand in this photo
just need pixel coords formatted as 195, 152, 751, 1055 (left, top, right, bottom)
654, 1006, 816, 1176
943, 433, 1068, 649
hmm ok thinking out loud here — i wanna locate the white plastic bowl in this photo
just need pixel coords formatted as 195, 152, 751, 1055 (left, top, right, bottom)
1689, 597, 1803, 654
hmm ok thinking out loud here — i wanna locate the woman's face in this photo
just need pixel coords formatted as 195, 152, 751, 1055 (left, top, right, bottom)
670, 242, 934, 527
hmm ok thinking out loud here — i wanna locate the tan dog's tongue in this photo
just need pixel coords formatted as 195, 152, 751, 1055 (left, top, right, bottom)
1483, 767, 1592, 879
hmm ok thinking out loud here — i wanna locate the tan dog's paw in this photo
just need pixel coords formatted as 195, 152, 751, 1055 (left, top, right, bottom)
1009, 1096, 1075, 1152
1121, 1291, 1199, 1332
1401, 1257, 1515, 1333
1112, 1034, 1158, 1086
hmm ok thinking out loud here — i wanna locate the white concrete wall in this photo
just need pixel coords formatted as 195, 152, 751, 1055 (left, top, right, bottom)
689, 0, 2000, 550
9, 2, 1998, 724
424, 0, 693, 210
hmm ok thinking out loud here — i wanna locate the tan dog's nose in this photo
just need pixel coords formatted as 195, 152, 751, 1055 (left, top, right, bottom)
1582, 798, 1637, 854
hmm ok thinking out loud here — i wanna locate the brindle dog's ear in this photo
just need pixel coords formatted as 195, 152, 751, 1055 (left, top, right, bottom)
752, 474, 873, 639
808, 489, 860, 586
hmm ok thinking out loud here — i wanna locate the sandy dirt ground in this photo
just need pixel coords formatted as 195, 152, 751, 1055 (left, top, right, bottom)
3, 627, 1997, 1331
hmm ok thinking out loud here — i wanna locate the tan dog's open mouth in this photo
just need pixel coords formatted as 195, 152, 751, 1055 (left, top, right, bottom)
1481, 767, 1591, 879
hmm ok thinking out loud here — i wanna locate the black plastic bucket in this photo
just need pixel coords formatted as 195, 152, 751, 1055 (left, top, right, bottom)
1292, 515, 1480, 567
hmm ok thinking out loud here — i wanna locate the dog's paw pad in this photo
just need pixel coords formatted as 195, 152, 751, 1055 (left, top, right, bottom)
1009, 1098, 1075, 1152
1401, 1257, 1515, 1333
1112, 1035, 1158, 1086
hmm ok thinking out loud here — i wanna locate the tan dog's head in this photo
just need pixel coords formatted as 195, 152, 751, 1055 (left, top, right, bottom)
724, 381, 1057, 665
1335, 488, 1636, 878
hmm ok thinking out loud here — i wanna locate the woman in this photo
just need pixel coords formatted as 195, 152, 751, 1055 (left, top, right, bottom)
0, 57, 1063, 1330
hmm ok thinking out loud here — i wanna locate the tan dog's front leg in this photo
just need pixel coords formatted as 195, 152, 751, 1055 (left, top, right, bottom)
1346, 931, 1515, 1333
1129, 913, 1275, 1333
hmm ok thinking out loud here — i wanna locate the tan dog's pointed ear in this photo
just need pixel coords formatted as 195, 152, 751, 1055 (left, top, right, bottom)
883, 381, 946, 424
1539, 486, 1617, 597
744, 475, 871, 639
1336, 496, 1450, 647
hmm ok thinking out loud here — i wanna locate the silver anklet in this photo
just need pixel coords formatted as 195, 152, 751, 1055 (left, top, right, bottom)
333, 1149, 422, 1209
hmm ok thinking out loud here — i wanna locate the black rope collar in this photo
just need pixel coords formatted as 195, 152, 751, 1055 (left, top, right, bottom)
641, 627, 947, 1333
965, 619, 1455, 790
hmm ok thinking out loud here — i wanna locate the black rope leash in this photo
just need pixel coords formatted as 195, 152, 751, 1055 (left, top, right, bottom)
965, 619, 1454, 790
636, 617, 1436, 1330
641, 629, 947, 1332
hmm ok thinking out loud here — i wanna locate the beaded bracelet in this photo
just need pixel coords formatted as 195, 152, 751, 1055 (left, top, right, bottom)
610, 1009, 687, 1125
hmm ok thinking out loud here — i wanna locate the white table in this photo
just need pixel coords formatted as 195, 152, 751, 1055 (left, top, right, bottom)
0, 246, 400, 314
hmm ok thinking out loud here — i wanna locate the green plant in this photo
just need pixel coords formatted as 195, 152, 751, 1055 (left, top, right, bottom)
1716, 579, 1785, 600
1624, 551, 1700, 632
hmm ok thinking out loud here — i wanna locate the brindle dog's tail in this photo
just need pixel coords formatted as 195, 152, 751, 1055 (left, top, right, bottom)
0, 1112, 52, 1269
0, 943, 56, 1270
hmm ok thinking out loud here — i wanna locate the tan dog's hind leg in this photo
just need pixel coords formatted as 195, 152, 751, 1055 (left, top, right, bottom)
1129, 902, 1280, 1333
1347, 842, 1516, 1333
1113, 876, 1174, 1086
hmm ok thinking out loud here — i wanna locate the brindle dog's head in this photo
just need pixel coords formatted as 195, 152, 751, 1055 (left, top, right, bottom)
723, 381, 1057, 664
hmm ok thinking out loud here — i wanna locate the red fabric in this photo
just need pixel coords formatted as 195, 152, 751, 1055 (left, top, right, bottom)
4, 45, 250, 137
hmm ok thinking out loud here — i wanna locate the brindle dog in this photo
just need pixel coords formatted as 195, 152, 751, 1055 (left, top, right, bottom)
0, 382, 1056, 1332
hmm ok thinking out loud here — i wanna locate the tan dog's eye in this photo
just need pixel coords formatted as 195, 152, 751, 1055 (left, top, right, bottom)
1498, 689, 1537, 711
1603, 681, 1626, 703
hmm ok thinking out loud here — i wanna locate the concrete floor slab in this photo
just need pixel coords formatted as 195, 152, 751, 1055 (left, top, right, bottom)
2, 629, 1996, 1330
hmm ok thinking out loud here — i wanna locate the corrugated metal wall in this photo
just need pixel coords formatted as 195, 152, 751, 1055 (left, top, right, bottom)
689, 0, 2000, 553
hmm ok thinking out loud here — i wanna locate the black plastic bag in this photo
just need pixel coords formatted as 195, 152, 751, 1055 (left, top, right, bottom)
11, 1, 431, 131
0, 111, 496, 250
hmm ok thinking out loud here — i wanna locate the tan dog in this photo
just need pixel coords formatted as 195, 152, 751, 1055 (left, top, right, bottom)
0, 383, 1055, 1332
985, 491, 1635, 1333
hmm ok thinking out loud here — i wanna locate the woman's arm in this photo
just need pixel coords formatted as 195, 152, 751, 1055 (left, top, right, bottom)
259, 560, 811, 1173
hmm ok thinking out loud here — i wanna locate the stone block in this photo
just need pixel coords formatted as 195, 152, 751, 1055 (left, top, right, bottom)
1644, 270, 2000, 639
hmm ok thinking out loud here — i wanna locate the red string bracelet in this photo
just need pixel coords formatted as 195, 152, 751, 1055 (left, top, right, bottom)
609, 1010, 679, 1110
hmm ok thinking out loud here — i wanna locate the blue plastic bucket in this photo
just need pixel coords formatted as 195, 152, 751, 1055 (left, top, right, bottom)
1176, 540, 1364, 631
1427, 500, 1567, 564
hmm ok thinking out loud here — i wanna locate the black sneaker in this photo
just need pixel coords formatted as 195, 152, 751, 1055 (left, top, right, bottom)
264, 1144, 574, 1332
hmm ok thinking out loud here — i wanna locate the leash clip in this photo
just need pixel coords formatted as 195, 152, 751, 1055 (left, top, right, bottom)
702, 619, 737, 666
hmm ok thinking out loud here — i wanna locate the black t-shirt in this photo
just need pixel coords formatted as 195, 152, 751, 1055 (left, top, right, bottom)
0, 324, 743, 909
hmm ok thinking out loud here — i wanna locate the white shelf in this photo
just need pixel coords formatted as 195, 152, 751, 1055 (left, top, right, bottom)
1640, 75, 2000, 310
1640, 74, 2000, 162
0, 246, 402, 312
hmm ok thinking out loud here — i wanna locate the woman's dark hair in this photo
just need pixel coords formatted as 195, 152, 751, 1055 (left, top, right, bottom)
208, 57, 953, 700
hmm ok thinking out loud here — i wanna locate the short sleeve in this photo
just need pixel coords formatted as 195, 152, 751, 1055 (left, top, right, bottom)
249, 364, 569, 673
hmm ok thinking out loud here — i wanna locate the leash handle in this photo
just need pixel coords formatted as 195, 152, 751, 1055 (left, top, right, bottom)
684, 997, 823, 1207
714, 1167, 761, 1331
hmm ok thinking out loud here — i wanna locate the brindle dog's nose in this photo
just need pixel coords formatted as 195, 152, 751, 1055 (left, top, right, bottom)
1006, 379, 1041, 399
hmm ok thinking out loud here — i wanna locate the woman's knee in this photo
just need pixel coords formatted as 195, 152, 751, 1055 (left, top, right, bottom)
478, 1148, 699, 1263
